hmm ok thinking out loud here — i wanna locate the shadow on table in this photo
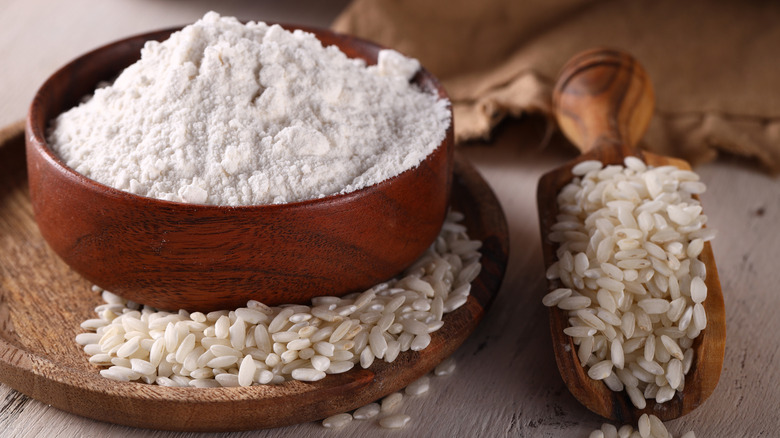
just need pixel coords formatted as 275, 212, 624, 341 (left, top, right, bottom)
455, 116, 600, 432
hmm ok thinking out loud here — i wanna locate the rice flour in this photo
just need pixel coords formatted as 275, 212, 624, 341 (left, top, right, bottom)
49, 12, 450, 205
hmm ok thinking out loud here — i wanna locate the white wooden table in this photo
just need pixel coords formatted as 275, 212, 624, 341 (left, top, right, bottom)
2, 1, 779, 436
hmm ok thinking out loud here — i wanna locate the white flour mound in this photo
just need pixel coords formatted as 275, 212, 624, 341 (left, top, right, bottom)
48, 12, 450, 206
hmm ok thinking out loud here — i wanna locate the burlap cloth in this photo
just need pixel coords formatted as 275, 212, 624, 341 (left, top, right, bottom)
333, 0, 780, 172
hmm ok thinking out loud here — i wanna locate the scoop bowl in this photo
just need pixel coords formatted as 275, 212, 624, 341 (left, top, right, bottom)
25, 25, 453, 312
537, 48, 725, 422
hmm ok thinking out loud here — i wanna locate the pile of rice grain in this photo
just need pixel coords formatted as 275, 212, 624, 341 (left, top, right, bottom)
590, 414, 696, 438
543, 157, 715, 408
76, 211, 481, 387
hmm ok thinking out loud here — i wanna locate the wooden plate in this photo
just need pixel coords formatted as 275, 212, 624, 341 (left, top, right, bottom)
0, 122, 509, 432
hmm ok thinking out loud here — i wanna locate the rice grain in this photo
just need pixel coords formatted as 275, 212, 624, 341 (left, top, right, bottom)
322, 413, 352, 429
78, 212, 481, 387
381, 392, 403, 412
290, 367, 326, 382
379, 414, 411, 429
405, 376, 430, 396
545, 158, 714, 408
352, 403, 380, 420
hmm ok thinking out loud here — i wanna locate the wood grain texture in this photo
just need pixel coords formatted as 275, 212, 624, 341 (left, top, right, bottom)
537, 48, 726, 423
0, 122, 508, 432
554, 48, 655, 155
25, 26, 454, 312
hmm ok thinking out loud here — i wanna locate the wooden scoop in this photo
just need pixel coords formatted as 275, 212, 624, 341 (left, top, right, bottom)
537, 48, 725, 422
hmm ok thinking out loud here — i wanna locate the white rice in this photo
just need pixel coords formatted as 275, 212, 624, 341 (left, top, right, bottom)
352, 403, 380, 420
77, 211, 482, 388
404, 376, 430, 396
322, 413, 353, 429
542, 157, 715, 408
378, 413, 411, 429
434, 357, 457, 376
322, 356, 455, 429
638, 414, 651, 437
380, 392, 403, 412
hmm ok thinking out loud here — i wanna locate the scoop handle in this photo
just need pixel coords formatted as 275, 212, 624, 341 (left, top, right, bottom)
553, 48, 654, 155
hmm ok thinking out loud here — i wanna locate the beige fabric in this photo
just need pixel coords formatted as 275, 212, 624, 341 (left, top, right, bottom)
333, 0, 780, 171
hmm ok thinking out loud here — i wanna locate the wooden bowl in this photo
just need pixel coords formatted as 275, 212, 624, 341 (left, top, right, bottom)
25, 26, 454, 312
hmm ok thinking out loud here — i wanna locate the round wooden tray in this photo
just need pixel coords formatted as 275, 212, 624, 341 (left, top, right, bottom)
0, 122, 509, 432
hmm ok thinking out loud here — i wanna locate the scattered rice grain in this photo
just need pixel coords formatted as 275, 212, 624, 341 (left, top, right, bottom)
434, 357, 456, 376
322, 413, 353, 429
352, 403, 380, 420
